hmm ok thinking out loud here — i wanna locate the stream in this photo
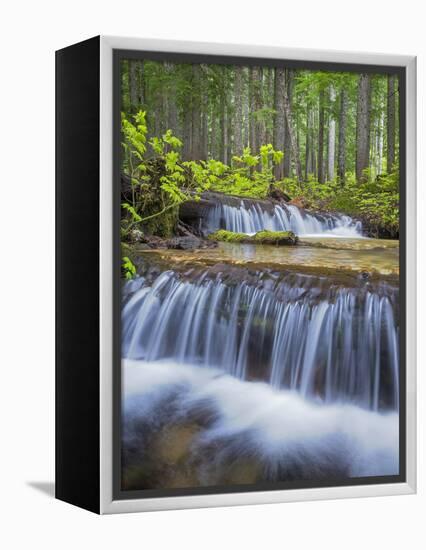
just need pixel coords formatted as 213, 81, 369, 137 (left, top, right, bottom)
121, 200, 400, 491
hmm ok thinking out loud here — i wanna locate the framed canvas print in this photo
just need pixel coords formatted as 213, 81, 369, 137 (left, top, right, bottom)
55, 36, 417, 514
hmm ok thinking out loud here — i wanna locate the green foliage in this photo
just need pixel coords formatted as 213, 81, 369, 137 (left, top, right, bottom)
121, 202, 142, 222
122, 256, 137, 280
277, 170, 399, 237
121, 110, 148, 175
121, 111, 202, 238
209, 145, 284, 199
150, 130, 183, 155
354, 172, 399, 236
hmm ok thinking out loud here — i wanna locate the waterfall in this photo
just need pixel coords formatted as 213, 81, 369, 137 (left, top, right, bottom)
122, 269, 399, 411
206, 201, 363, 237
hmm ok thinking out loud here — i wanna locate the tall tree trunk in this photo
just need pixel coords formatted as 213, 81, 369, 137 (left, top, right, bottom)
220, 67, 228, 164
127, 60, 144, 116
337, 86, 348, 185
387, 74, 396, 173
259, 68, 267, 148
165, 63, 178, 137
201, 112, 209, 160
182, 91, 192, 161
327, 86, 336, 181
153, 92, 163, 139
356, 73, 372, 183
282, 84, 303, 183
283, 70, 293, 178
191, 65, 202, 160
311, 109, 317, 178
318, 89, 325, 183
377, 112, 384, 175
273, 67, 286, 180
305, 106, 311, 180
234, 66, 244, 157
250, 66, 264, 161
137, 61, 144, 107
210, 103, 217, 159
200, 65, 209, 160
266, 68, 274, 144
227, 98, 233, 163
129, 60, 138, 114
243, 68, 249, 148
249, 67, 255, 152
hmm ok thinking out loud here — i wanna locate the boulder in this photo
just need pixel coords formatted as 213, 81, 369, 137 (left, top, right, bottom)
167, 236, 203, 250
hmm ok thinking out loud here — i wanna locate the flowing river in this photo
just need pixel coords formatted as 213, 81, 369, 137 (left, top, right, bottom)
121, 200, 400, 491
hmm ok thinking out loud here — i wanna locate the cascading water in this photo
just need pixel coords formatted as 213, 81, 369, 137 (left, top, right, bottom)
206, 201, 363, 237
122, 268, 399, 411
121, 197, 399, 489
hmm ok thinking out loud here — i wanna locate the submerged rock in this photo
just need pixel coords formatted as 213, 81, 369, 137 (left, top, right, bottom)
167, 235, 217, 250
208, 229, 298, 246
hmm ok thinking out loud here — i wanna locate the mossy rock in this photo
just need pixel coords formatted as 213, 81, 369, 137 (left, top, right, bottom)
208, 229, 298, 246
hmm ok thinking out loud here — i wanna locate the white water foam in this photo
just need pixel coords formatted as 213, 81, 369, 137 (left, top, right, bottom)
207, 201, 363, 238
123, 360, 399, 478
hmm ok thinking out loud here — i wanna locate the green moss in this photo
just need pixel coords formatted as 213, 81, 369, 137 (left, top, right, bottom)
253, 230, 297, 244
208, 229, 298, 245
208, 230, 247, 242
144, 206, 178, 238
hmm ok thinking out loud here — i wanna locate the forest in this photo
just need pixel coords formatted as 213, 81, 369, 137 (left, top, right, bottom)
120, 59, 400, 254
119, 58, 401, 491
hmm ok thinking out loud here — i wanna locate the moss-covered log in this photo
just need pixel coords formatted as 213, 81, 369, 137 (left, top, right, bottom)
208, 229, 298, 245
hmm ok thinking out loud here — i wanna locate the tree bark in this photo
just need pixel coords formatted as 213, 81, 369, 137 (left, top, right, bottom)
251, 66, 264, 157
318, 88, 325, 183
249, 67, 255, 152
266, 67, 274, 144
337, 86, 348, 185
356, 73, 372, 183
327, 86, 336, 181
387, 74, 396, 173
243, 68, 249, 149
128, 60, 138, 114
273, 67, 286, 180
283, 70, 293, 178
165, 62, 178, 137
129, 60, 144, 114
258, 68, 267, 148
191, 65, 202, 160
377, 112, 384, 176
137, 61, 144, 107
234, 66, 244, 157
210, 102, 217, 159
220, 67, 228, 164
227, 98, 233, 163
200, 65, 209, 160
282, 84, 303, 183
310, 108, 317, 178
182, 87, 192, 161
305, 106, 311, 180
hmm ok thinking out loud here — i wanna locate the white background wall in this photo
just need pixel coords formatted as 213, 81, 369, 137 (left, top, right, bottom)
0, 0, 424, 548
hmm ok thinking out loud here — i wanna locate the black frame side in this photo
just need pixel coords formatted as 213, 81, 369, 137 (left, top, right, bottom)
55, 36, 100, 514
113, 49, 407, 501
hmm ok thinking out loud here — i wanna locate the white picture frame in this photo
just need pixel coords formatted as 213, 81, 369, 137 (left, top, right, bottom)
98, 36, 416, 514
